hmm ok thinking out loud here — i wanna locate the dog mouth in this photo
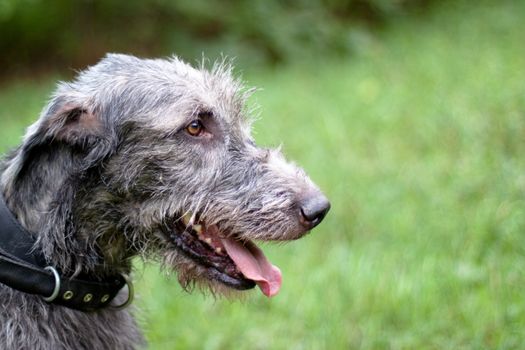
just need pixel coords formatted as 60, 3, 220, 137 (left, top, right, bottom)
168, 214, 282, 297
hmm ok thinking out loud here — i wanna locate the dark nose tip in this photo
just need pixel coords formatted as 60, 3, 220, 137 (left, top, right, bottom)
299, 193, 331, 229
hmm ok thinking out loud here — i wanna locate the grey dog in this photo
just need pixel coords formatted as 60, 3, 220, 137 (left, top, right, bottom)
0, 54, 330, 349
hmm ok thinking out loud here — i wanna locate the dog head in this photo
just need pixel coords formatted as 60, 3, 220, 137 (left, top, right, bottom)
3, 54, 330, 297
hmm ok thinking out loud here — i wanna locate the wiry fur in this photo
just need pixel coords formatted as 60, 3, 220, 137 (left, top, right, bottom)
0, 54, 327, 349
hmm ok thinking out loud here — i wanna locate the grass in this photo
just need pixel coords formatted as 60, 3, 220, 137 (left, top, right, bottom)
1, 1, 525, 348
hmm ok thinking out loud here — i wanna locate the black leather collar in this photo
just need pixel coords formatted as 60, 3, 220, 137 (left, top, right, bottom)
0, 194, 129, 312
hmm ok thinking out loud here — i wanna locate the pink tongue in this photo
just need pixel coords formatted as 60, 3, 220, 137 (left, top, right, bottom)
221, 238, 282, 297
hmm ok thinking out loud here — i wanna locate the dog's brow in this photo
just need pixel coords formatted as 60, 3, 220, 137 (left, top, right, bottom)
197, 110, 214, 118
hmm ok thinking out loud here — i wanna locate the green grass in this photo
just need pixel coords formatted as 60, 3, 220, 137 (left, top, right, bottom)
1, 1, 525, 348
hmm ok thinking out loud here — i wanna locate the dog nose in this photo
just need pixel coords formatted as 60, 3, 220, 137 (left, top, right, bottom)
299, 193, 331, 229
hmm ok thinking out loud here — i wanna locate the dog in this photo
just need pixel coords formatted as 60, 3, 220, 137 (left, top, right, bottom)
0, 54, 330, 349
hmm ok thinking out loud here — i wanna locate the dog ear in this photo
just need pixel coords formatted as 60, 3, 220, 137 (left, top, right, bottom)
16, 96, 116, 175
27, 96, 104, 148
44, 104, 101, 145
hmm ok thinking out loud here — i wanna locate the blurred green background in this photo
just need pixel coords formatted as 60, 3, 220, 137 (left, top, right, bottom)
1, 0, 525, 349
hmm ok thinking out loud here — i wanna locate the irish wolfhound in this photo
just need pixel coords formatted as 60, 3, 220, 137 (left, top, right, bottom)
0, 54, 330, 349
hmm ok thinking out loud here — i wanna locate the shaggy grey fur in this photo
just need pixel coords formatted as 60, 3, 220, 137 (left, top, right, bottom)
0, 54, 329, 349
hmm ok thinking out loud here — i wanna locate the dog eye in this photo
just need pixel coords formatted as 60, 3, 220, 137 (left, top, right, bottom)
186, 120, 204, 136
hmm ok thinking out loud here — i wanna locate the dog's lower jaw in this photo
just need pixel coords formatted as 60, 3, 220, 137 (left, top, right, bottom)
170, 231, 256, 290
161, 214, 285, 297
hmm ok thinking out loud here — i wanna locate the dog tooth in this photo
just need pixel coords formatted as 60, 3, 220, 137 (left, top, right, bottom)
205, 238, 212, 245
193, 224, 202, 234
182, 213, 192, 226
215, 247, 222, 254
